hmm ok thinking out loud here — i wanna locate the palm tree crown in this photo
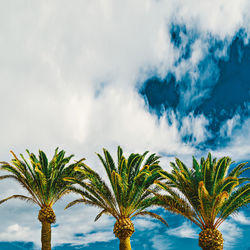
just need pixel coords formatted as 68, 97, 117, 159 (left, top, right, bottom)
157, 153, 250, 250
0, 148, 85, 250
65, 146, 168, 250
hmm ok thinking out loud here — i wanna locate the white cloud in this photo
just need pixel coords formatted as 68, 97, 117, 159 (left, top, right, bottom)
72, 231, 115, 246
0, 194, 116, 248
133, 218, 161, 231
0, 224, 36, 242
220, 114, 241, 138
0, 201, 41, 248
230, 212, 250, 225
170, 0, 249, 40
219, 220, 243, 249
215, 113, 250, 160
180, 113, 211, 144
151, 234, 172, 250
166, 221, 198, 239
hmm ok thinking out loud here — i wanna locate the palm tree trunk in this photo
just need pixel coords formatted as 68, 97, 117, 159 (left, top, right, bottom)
200, 247, 223, 250
41, 221, 51, 250
119, 237, 131, 250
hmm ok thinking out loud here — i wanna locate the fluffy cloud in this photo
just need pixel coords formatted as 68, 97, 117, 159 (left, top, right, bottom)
151, 234, 172, 250
215, 114, 250, 160
166, 221, 198, 239
0, 0, 249, 160
230, 212, 250, 225
0, 195, 116, 248
219, 220, 243, 249
133, 218, 161, 231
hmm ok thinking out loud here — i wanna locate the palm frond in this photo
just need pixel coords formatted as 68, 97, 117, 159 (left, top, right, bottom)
65, 146, 165, 226
0, 195, 37, 205
94, 209, 110, 221
131, 211, 168, 226
0, 148, 84, 208
158, 153, 249, 230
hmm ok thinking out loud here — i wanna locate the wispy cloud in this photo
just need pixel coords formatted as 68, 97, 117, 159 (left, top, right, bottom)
230, 212, 250, 225
219, 220, 243, 249
215, 115, 250, 160
133, 218, 161, 231
151, 234, 172, 250
166, 222, 198, 239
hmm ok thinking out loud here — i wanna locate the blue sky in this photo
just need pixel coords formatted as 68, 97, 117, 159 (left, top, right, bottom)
0, 1, 250, 249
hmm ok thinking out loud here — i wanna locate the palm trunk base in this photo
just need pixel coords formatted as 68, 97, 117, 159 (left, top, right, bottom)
201, 247, 223, 250
199, 228, 223, 250
41, 221, 52, 250
119, 237, 131, 250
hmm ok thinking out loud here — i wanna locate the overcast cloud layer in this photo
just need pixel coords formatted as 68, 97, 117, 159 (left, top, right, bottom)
0, 0, 250, 249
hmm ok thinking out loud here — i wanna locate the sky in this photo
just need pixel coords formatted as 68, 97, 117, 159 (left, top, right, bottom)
0, 0, 250, 249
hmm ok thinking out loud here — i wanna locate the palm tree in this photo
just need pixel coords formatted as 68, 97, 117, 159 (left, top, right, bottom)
65, 146, 170, 250
157, 153, 250, 250
0, 148, 85, 250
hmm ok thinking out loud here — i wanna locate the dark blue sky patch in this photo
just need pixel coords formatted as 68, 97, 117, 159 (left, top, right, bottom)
170, 24, 196, 65
74, 233, 84, 237
53, 241, 117, 249
195, 36, 250, 147
177, 55, 220, 114
140, 74, 179, 117
197, 37, 250, 118
170, 25, 184, 48
0, 241, 34, 250
140, 29, 250, 149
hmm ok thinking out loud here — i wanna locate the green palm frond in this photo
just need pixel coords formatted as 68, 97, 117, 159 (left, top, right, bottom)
94, 209, 110, 221
219, 183, 250, 221
65, 198, 96, 210
0, 195, 37, 205
131, 211, 168, 226
65, 146, 167, 226
158, 153, 250, 230
0, 149, 85, 208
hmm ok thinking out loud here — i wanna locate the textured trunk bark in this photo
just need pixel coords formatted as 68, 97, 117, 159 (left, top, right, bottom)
200, 246, 223, 250
199, 228, 223, 250
200, 247, 223, 250
119, 237, 131, 250
41, 221, 51, 250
